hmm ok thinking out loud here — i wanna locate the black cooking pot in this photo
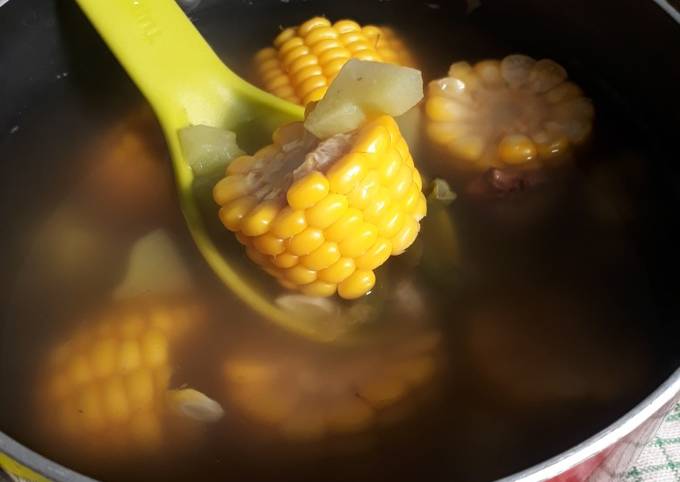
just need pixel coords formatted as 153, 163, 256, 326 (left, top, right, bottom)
1, 1, 679, 481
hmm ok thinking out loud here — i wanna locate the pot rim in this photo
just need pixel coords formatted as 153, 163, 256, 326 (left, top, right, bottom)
502, 368, 680, 481
1, 0, 678, 481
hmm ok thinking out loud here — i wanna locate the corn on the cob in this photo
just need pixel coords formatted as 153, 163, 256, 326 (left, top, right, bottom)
254, 17, 416, 106
213, 115, 426, 299
223, 327, 440, 441
425, 55, 594, 172
36, 298, 209, 459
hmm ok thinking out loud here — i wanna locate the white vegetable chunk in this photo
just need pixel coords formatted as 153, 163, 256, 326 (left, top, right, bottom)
304, 59, 424, 139
179, 124, 244, 176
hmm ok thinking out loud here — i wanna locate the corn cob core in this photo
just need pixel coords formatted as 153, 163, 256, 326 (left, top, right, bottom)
37, 299, 203, 456
213, 115, 427, 299
425, 55, 594, 172
223, 331, 440, 441
254, 17, 415, 106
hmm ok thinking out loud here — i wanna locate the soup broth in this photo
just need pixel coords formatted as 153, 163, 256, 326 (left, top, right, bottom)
1, 1, 678, 481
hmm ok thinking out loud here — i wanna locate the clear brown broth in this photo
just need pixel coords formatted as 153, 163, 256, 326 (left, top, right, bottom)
0, 2, 677, 481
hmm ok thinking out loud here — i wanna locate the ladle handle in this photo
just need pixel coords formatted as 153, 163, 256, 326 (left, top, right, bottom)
75, 0, 244, 128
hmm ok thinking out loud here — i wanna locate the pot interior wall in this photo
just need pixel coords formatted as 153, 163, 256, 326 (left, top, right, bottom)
0, 1, 678, 481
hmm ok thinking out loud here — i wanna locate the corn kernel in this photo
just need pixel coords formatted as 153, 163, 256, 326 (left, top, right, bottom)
287, 227, 325, 256
305, 193, 348, 228
301, 241, 341, 271
327, 153, 368, 194
339, 222, 378, 258
300, 280, 337, 297
376, 205, 405, 238
254, 18, 416, 107
271, 252, 299, 269
391, 218, 420, 255
284, 264, 317, 285
240, 200, 280, 237
338, 269, 376, 299
270, 207, 307, 239
355, 238, 392, 270
119, 339, 141, 373
324, 208, 363, 243
287, 171, 329, 210
318, 257, 356, 283
218, 196, 257, 232
253, 234, 286, 256
498, 134, 537, 164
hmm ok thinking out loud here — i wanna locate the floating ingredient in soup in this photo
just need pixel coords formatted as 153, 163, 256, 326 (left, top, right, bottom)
34, 297, 218, 462
425, 55, 594, 173
304, 59, 423, 139
213, 62, 427, 299
178, 124, 244, 178
254, 17, 416, 106
113, 229, 193, 301
223, 298, 441, 441
78, 108, 173, 227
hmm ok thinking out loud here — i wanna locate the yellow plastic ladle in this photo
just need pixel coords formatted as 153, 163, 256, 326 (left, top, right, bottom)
72, 0, 353, 340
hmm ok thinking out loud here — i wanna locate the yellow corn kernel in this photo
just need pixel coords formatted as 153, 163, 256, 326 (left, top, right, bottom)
271, 252, 299, 269
240, 200, 280, 237
284, 264, 317, 285
347, 171, 381, 210
339, 222, 378, 258
377, 148, 402, 184
300, 280, 337, 297
327, 153, 368, 194
355, 238, 392, 270
254, 18, 416, 106
324, 208, 363, 242
318, 257, 356, 284
338, 270, 376, 299
140, 329, 168, 368
363, 186, 391, 224
91, 339, 116, 378
301, 241, 341, 271
498, 134, 538, 164
376, 205, 405, 239
287, 227, 325, 256
213, 175, 251, 205
287, 171, 329, 210
355, 124, 390, 154
305, 193, 348, 228
253, 234, 286, 256
391, 217, 420, 255
246, 246, 269, 266
119, 339, 141, 373
270, 207, 307, 239
218, 196, 257, 232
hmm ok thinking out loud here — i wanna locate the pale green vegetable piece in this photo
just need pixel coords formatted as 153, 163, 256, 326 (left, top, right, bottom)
166, 388, 224, 422
304, 59, 424, 139
113, 229, 192, 300
427, 178, 457, 205
178, 124, 244, 176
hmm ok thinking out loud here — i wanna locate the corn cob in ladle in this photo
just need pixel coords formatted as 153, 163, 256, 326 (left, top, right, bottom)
214, 60, 426, 299
75, 1, 426, 339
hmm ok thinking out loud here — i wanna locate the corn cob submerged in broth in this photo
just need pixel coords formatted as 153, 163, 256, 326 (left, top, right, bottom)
254, 17, 416, 106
